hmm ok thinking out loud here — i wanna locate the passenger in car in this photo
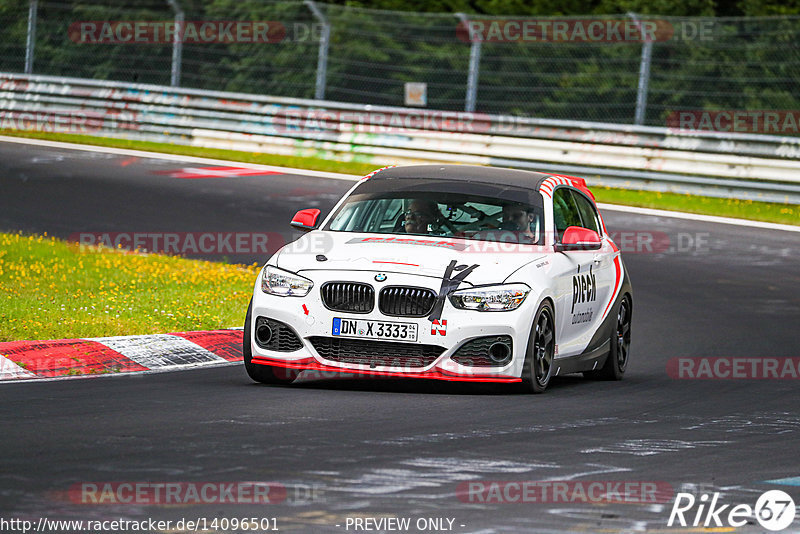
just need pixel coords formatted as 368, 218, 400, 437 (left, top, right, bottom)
501, 204, 537, 240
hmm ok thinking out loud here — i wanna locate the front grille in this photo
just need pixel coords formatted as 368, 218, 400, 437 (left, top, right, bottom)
254, 317, 304, 352
309, 337, 445, 368
451, 335, 513, 367
379, 286, 437, 317
321, 282, 374, 313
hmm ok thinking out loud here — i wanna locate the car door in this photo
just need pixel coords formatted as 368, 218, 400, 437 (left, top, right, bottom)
570, 190, 616, 347
551, 187, 593, 357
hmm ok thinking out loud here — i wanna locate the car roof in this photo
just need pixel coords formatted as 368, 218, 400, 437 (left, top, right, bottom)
369, 165, 553, 190
369, 164, 596, 203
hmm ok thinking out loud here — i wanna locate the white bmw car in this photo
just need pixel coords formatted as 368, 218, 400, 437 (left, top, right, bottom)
244, 165, 632, 393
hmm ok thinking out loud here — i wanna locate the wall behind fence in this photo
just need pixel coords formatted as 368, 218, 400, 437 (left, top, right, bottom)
1, 1, 799, 128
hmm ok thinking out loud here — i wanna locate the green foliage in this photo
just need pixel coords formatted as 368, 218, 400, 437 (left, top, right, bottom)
2, 1, 799, 125
337, 0, 790, 16
737, 0, 800, 16
0, 0, 29, 72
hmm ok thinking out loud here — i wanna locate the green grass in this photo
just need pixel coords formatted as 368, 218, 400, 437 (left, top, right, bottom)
1, 129, 797, 226
593, 187, 798, 226
0, 232, 259, 342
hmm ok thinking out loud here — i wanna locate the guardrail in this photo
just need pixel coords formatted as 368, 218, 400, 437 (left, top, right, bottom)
2, 72, 799, 203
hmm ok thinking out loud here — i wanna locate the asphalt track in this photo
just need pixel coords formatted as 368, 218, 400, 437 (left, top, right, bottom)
2, 140, 800, 533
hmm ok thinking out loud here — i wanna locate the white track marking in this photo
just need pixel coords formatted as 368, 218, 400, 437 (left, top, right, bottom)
581, 439, 731, 456
1, 135, 797, 231
87, 334, 226, 369
597, 202, 800, 233
0, 355, 36, 380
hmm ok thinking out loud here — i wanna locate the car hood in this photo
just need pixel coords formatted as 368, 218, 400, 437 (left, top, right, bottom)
276, 231, 548, 285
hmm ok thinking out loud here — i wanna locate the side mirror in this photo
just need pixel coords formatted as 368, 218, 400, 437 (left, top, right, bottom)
290, 208, 321, 232
555, 226, 602, 252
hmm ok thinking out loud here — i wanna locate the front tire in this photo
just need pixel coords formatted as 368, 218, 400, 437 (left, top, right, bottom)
586, 293, 631, 381
521, 301, 555, 394
243, 299, 296, 385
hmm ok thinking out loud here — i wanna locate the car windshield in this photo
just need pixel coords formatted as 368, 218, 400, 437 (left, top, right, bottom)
324, 178, 544, 244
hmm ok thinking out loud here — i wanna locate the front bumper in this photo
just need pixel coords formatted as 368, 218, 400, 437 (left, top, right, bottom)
249, 270, 538, 383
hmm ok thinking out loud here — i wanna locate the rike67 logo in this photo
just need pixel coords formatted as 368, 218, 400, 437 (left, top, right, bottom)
668, 490, 796, 531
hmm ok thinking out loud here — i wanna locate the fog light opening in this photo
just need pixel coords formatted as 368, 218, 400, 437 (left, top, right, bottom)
488, 341, 511, 363
255, 321, 273, 346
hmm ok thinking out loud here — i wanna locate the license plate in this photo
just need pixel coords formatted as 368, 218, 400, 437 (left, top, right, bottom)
332, 317, 418, 342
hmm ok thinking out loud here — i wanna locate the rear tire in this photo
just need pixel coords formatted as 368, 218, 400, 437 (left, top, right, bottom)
521, 301, 555, 394
243, 299, 297, 385
585, 293, 631, 381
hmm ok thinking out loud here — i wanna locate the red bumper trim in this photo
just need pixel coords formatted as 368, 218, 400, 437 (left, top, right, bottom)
251, 356, 521, 383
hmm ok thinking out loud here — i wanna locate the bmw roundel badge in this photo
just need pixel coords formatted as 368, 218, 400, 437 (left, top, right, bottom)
375, 273, 387, 282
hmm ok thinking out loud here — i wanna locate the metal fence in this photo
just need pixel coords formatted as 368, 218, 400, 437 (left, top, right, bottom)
1, 1, 799, 127
3, 73, 799, 203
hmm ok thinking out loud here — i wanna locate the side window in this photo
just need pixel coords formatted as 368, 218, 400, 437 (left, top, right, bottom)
552, 188, 582, 240
374, 198, 403, 232
329, 201, 361, 231
572, 191, 601, 234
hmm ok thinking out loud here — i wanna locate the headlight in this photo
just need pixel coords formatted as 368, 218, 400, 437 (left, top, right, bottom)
449, 283, 530, 311
261, 265, 313, 297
